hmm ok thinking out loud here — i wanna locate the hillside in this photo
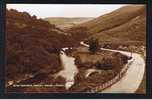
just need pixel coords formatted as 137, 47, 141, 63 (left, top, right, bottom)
88, 10, 146, 45
6, 9, 75, 82
79, 5, 145, 33
44, 17, 93, 29
74, 5, 146, 46
5, 5, 146, 93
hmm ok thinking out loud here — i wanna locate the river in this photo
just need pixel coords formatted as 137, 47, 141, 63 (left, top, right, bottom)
56, 50, 78, 90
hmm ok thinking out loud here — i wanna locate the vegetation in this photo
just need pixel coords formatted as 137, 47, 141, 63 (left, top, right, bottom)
70, 67, 118, 92
88, 38, 100, 54
74, 47, 128, 70
71, 48, 129, 92
6, 9, 75, 81
77, 5, 146, 46
6, 5, 146, 93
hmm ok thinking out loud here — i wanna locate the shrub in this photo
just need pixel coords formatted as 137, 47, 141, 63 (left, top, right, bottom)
95, 59, 113, 70
88, 38, 100, 54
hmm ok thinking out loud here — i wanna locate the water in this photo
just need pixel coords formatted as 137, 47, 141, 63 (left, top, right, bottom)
57, 50, 78, 90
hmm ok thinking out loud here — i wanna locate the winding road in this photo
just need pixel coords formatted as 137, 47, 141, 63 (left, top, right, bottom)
58, 41, 145, 93
101, 49, 145, 93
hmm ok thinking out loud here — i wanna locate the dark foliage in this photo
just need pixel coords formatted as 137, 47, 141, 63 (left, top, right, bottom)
6, 9, 75, 81
88, 38, 100, 54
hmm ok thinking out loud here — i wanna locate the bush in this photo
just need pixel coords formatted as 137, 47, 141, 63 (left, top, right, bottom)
88, 38, 100, 54
95, 59, 113, 70
74, 71, 86, 83
75, 56, 81, 65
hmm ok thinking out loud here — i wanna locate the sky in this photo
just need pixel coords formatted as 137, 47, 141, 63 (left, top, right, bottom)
6, 4, 127, 18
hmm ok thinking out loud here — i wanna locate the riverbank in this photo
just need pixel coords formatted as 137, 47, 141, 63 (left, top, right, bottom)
63, 45, 130, 92
7, 43, 145, 93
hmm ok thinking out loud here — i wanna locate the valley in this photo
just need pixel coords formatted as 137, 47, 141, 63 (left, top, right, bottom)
6, 5, 146, 93
44, 17, 93, 29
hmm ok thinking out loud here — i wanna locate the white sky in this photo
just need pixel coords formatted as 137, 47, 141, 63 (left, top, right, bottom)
6, 4, 127, 18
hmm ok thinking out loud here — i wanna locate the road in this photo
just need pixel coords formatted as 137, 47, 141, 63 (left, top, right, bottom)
80, 41, 145, 93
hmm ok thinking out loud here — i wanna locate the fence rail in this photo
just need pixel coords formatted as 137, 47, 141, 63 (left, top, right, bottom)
92, 59, 134, 92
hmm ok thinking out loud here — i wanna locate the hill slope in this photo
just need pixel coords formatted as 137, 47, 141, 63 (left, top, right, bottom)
88, 9, 146, 45
6, 9, 75, 81
75, 5, 146, 45
44, 17, 93, 29
79, 5, 145, 33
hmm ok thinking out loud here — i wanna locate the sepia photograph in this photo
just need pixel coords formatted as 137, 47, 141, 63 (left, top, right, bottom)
6, 4, 146, 93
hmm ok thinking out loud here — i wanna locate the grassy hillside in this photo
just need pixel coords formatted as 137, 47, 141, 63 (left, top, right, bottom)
79, 5, 145, 33
44, 17, 93, 29
73, 5, 146, 46
87, 10, 146, 45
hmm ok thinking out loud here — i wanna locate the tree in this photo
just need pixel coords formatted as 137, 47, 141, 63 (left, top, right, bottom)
88, 38, 100, 54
